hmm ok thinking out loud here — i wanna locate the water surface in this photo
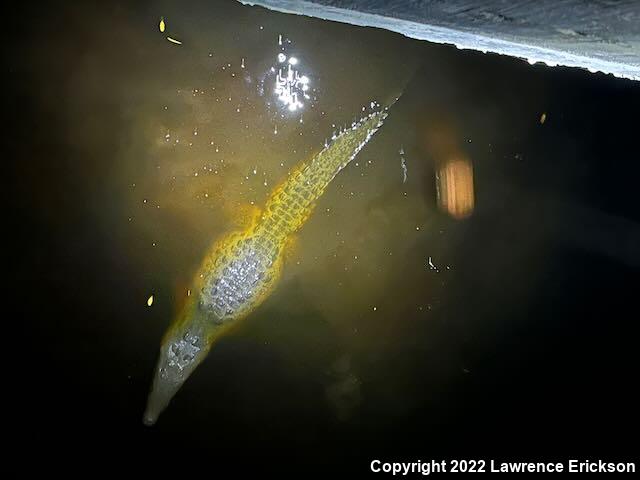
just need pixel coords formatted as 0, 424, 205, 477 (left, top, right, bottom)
11, 0, 639, 468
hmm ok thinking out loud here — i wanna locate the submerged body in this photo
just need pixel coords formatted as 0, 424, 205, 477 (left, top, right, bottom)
144, 107, 389, 425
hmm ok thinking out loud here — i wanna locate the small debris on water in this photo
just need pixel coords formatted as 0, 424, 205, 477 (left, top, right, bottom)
428, 256, 439, 272
399, 146, 408, 183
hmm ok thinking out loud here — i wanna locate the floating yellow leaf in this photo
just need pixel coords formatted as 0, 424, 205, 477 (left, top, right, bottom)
147, 295, 154, 307
159, 17, 165, 33
436, 156, 475, 220
540, 112, 547, 124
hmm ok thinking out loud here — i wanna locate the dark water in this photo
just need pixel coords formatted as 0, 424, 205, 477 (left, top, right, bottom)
9, 0, 639, 472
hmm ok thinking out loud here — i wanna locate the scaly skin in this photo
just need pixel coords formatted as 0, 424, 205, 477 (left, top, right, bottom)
143, 107, 389, 425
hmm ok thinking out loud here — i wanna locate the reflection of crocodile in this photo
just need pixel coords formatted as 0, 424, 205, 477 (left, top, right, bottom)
144, 106, 390, 425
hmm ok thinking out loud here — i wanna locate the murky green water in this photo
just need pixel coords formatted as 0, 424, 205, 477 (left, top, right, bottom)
12, 0, 639, 467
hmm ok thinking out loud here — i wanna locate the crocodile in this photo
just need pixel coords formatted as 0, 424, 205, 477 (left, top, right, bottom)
144, 104, 391, 425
